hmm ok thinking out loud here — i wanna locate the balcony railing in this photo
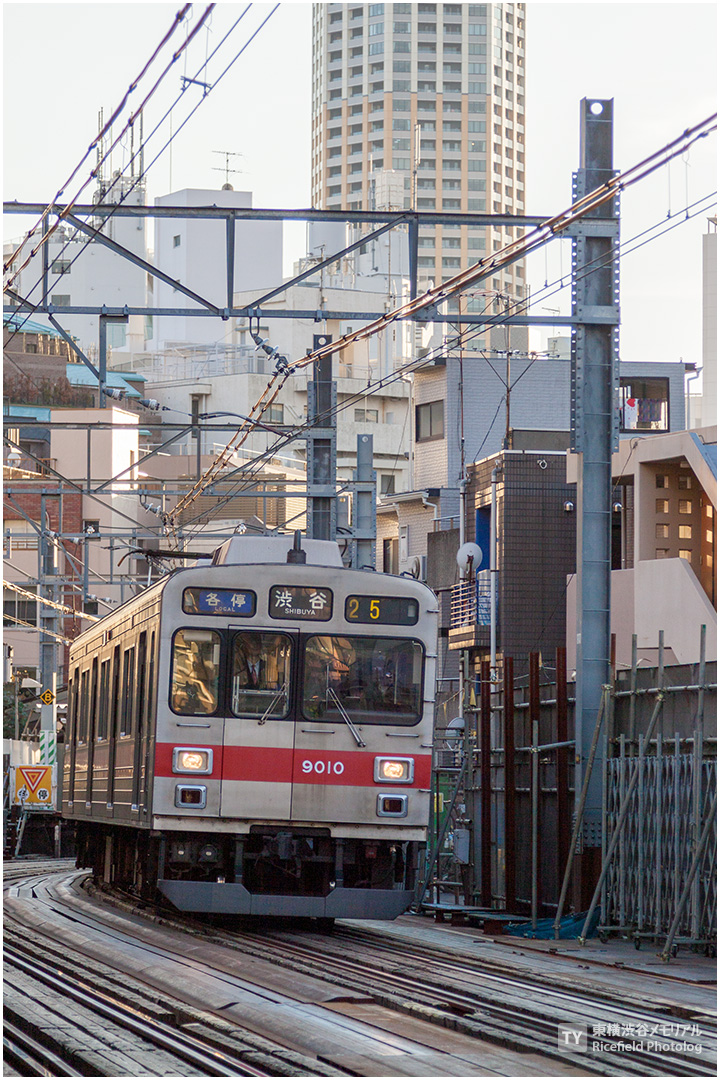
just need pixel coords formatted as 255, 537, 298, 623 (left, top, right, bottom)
450, 574, 494, 629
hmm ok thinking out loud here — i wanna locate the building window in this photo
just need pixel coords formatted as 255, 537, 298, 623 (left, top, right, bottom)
656, 524, 669, 539
620, 377, 669, 432
173, 235, 181, 248
380, 473, 396, 495
50, 295, 70, 307
383, 537, 399, 575
267, 404, 284, 424
655, 549, 669, 559
416, 400, 444, 441
51, 258, 71, 275
679, 524, 692, 539
3, 586, 37, 628
656, 499, 669, 514
656, 474, 669, 488
679, 549, 693, 561
679, 500, 693, 515
678, 474, 692, 490
355, 407, 379, 423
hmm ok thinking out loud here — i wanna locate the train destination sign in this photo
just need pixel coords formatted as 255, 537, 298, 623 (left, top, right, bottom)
183, 588, 256, 616
345, 595, 419, 625
269, 585, 333, 621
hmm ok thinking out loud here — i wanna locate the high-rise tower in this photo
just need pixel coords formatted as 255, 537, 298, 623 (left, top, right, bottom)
311, 2, 526, 301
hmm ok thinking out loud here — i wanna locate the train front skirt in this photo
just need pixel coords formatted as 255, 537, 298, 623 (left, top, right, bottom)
157, 879, 415, 919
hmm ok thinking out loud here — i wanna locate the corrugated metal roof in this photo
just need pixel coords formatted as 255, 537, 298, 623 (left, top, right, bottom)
3, 404, 52, 422
65, 364, 141, 398
691, 432, 717, 480
3, 312, 65, 338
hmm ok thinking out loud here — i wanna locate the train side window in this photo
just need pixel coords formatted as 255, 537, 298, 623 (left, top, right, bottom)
110, 645, 121, 738
119, 647, 135, 737
97, 659, 110, 741
170, 629, 221, 716
78, 669, 89, 744
136, 632, 148, 737
68, 667, 79, 743
230, 632, 292, 718
88, 659, 99, 744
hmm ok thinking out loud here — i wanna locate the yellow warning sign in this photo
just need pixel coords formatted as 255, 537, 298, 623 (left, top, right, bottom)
14, 765, 53, 807
39, 689, 55, 706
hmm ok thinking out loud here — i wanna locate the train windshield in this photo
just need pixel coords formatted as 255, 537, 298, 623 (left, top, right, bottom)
170, 629, 221, 715
303, 635, 423, 725
231, 632, 292, 718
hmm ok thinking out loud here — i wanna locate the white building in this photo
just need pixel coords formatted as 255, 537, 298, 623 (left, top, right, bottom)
5, 175, 149, 356
149, 187, 283, 351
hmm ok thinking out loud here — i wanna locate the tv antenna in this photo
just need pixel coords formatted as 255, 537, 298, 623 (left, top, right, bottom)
212, 150, 245, 190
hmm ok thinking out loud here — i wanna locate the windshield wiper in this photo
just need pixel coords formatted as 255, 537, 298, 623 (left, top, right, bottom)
327, 687, 366, 747
257, 682, 288, 725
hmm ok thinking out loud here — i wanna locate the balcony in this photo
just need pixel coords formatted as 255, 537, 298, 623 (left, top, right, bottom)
448, 575, 494, 651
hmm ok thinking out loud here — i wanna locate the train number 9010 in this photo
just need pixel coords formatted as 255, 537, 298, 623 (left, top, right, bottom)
301, 759, 345, 775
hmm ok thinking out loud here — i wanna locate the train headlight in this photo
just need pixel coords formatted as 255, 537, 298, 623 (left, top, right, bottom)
172, 747, 213, 774
374, 756, 414, 784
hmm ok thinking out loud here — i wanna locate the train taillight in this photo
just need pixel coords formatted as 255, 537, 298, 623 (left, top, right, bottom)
174, 785, 207, 808
377, 794, 408, 818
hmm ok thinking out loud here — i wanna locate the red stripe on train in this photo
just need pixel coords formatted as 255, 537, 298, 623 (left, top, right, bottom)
154, 744, 431, 788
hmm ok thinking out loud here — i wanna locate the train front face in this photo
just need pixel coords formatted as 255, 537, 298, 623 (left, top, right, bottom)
153, 559, 438, 919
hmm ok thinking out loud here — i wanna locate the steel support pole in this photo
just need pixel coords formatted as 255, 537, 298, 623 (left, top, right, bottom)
503, 656, 516, 911
570, 99, 620, 906
353, 433, 376, 569
307, 338, 336, 542
39, 494, 57, 735
480, 659, 492, 907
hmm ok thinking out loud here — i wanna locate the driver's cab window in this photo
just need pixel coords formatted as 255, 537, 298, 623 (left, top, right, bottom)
170, 629, 220, 715
232, 632, 292, 718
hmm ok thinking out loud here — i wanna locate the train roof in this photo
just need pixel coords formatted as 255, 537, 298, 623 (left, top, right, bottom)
212, 535, 343, 567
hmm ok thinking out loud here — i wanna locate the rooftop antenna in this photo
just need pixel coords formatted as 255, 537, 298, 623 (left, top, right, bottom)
212, 150, 245, 191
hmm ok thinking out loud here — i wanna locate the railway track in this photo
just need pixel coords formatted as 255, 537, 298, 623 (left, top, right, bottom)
85, 874, 716, 1077
187, 922, 716, 1076
5, 863, 716, 1077
4, 939, 326, 1078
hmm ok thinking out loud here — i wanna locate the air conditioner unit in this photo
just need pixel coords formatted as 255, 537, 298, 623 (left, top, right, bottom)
400, 554, 427, 581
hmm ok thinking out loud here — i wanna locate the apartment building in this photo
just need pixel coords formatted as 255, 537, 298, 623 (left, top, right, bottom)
311, 1, 526, 303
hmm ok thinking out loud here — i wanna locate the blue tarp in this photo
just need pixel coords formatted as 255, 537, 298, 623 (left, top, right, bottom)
505, 908, 601, 939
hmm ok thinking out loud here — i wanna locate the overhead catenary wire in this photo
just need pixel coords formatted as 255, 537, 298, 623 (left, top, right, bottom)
3, 4, 201, 288
3, 614, 72, 646
3, 4, 271, 349
2, 579, 100, 623
164, 115, 716, 531
175, 188, 718, 537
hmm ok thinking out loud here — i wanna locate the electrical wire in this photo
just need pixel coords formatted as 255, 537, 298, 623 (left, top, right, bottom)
3, 614, 72, 646
4, 4, 269, 348
165, 117, 716, 531
2, 579, 100, 622
3, 4, 200, 287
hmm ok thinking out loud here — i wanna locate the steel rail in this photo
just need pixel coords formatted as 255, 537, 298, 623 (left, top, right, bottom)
212, 923, 715, 1077
3, 944, 272, 1078
3, 1018, 85, 1078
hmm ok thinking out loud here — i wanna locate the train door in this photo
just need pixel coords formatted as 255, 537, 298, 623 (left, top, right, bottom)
106, 645, 121, 809
219, 628, 296, 820
132, 632, 147, 813
84, 659, 99, 809
290, 633, 365, 825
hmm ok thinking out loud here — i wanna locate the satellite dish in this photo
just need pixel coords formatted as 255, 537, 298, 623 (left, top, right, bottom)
406, 555, 421, 579
456, 542, 483, 576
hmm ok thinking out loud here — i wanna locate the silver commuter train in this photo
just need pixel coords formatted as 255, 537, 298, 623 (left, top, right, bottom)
64, 533, 438, 920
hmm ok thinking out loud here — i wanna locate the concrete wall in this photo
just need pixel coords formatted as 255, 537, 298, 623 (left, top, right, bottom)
566, 557, 716, 669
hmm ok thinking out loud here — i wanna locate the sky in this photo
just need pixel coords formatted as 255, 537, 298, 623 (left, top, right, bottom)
3, 1, 717, 369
